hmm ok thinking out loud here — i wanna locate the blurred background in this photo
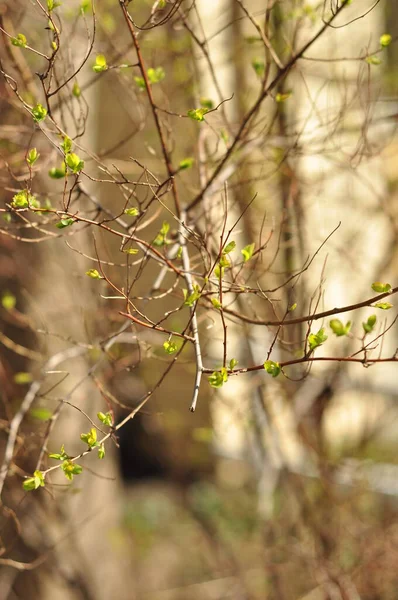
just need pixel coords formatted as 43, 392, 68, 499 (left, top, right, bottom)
1, 1, 398, 598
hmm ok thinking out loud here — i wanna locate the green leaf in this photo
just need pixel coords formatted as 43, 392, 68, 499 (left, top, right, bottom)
153, 221, 170, 246
124, 207, 139, 216
187, 108, 209, 122
263, 360, 281, 377
93, 54, 108, 72
252, 58, 265, 77
163, 339, 178, 354
80, 427, 98, 448
183, 284, 201, 307
32, 103, 47, 123
134, 76, 146, 90
178, 157, 194, 170
223, 240, 236, 254
98, 444, 105, 459
211, 297, 222, 310
374, 302, 393, 310
27, 148, 39, 166
200, 98, 214, 110
147, 66, 165, 84
329, 319, 351, 337
62, 460, 83, 481
65, 153, 84, 173
47, 0, 61, 10
229, 358, 238, 370
11, 190, 39, 209
220, 129, 229, 144
241, 243, 255, 262
366, 56, 382, 66
3, 213, 12, 223
219, 255, 231, 269
363, 314, 377, 334
14, 372, 32, 384
48, 164, 66, 179
11, 190, 30, 208
208, 368, 228, 388
23, 470, 45, 491
308, 328, 328, 352
86, 269, 103, 279
97, 411, 113, 426
72, 82, 81, 97
29, 407, 52, 420
214, 263, 224, 279
56, 217, 74, 229
49, 445, 69, 461
11, 33, 27, 48
80, 0, 91, 14
123, 248, 139, 255
2, 291, 16, 311
371, 282, 391, 293
380, 34, 392, 47
288, 303, 297, 312
61, 136, 72, 154
275, 91, 292, 103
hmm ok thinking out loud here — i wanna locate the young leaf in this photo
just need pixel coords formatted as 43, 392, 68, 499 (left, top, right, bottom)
97, 411, 113, 427
32, 103, 47, 123
329, 319, 351, 337
252, 58, 265, 77
56, 218, 74, 229
80, 427, 98, 448
93, 54, 108, 72
86, 269, 103, 279
183, 284, 201, 307
11, 33, 27, 48
98, 444, 105, 459
27, 148, 39, 166
134, 76, 146, 90
211, 297, 222, 310
124, 207, 139, 216
2, 291, 16, 310
363, 314, 377, 334
147, 66, 165, 84
371, 282, 391, 293
275, 91, 292, 103
208, 368, 228, 388
14, 372, 32, 384
374, 302, 393, 310
179, 157, 194, 170
308, 328, 328, 352
200, 98, 214, 110
62, 460, 83, 481
241, 243, 255, 262
49, 444, 69, 461
223, 240, 236, 254
153, 221, 170, 246
288, 303, 297, 312
380, 34, 392, 47
61, 136, 72, 154
123, 248, 139, 255
11, 190, 29, 208
366, 56, 382, 66
65, 153, 84, 173
72, 82, 81, 97
187, 108, 209, 122
263, 360, 281, 377
229, 358, 238, 370
22, 470, 45, 491
48, 164, 66, 179
163, 339, 178, 354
